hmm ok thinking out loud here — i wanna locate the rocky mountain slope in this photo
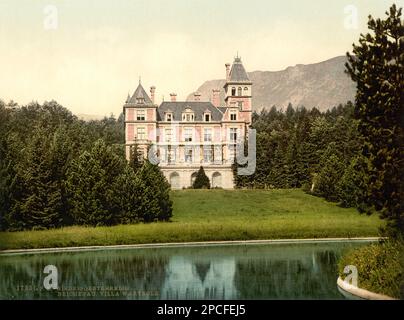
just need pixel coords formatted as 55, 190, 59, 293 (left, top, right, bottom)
187, 56, 356, 111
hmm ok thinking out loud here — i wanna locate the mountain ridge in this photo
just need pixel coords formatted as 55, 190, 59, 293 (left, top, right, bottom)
187, 56, 356, 111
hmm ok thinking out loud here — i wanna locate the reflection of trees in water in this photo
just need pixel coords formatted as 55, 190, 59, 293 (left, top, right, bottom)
194, 261, 211, 283
1, 243, 363, 300
233, 250, 342, 299
0, 250, 169, 300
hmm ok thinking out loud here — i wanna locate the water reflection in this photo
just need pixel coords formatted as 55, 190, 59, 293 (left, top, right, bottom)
0, 241, 372, 300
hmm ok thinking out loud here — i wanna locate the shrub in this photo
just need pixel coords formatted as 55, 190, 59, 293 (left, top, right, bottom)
338, 240, 404, 299
193, 166, 210, 189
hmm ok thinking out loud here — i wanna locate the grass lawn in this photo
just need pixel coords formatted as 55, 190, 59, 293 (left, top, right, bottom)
0, 189, 383, 250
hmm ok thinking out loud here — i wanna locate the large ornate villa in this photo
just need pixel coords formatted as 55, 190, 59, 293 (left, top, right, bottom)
123, 56, 252, 189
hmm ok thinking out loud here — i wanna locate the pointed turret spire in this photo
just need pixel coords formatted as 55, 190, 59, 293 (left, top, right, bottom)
229, 54, 249, 82
126, 81, 153, 105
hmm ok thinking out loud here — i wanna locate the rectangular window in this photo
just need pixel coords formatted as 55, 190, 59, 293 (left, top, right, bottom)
230, 109, 237, 121
137, 110, 146, 121
184, 128, 193, 142
205, 114, 210, 122
204, 128, 212, 142
185, 147, 193, 163
137, 127, 146, 140
229, 144, 236, 161
230, 128, 237, 142
238, 101, 243, 109
183, 113, 194, 122
167, 146, 175, 164
166, 113, 172, 121
204, 147, 213, 163
165, 128, 173, 142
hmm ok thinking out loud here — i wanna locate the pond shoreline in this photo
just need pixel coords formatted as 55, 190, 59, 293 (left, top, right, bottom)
0, 237, 382, 256
337, 277, 396, 300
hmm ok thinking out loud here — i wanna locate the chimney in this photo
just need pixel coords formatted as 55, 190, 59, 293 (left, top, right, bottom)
225, 63, 231, 81
170, 93, 177, 102
211, 89, 221, 107
150, 86, 156, 104
194, 92, 201, 101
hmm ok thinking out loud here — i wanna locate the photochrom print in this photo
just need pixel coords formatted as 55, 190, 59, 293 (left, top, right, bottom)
0, 0, 403, 309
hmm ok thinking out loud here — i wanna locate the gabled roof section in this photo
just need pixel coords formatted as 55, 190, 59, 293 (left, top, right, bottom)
229, 57, 250, 82
157, 102, 224, 121
127, 83, 153, 105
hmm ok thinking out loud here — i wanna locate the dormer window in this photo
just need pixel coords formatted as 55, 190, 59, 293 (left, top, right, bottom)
182, 108, 194, 122
231, 87, 236, 96
204, 112, 211, 122
230, 109, 237, 121
136, 97, 145, 104
166, 113, 173, 122
137, 110, 145, 121
238, 87, 242, 96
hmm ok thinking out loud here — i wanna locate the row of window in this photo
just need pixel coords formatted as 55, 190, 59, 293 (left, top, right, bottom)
163, 146, 237, 164
231, 87, 249, 97
130, 109, 239, 122
132, 127, 238, 143
165, 128, 237, 143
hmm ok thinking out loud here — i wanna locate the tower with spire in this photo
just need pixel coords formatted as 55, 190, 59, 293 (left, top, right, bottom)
123, 79, 157, 160
223, 55, 252, 126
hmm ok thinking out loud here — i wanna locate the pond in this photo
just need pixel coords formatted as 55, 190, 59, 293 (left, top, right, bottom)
0, 240, 373, 300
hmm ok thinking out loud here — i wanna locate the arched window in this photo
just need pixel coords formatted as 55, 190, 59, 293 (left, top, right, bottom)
238, 87, 242, 96
231, 87, 236, 96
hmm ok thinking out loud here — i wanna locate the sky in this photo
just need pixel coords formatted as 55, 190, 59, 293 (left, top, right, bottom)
0, 0, 400, 117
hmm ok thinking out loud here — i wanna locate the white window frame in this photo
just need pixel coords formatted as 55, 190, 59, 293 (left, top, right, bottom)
203, 147, 213, 163
204, 128, 212, 142
166, 113, 173, 122
137, 127, 146, 140
137, 109, 146, 121
229, 128, 238, 143
230, 109, 237, 121
184, 127, 193, 142
165, 128, 173, 143
167, 146, 175, 164
185, 147, 193, 163
182, 110, 195, 122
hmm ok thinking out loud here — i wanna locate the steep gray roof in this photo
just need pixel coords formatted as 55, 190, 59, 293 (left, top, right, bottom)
157, 102, 224, 121
229, 57, 250, 82
127, 83, 153, 105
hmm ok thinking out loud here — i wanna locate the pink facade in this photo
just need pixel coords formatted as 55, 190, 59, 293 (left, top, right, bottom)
123, 56, 253, 189
147, 109, 154, 121
127, 109, 134, 121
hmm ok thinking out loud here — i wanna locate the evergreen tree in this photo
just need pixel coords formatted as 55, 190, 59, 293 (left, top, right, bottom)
193, 166, 211, 189
6, 127, 63, 230
337, 156, 366, 208
112, 165, 146, 224
129, 143, 142, 173
312, 143, 345, 201
136, 160, 173, 222
66, 139, 124, 226
346, 4, 404, 235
